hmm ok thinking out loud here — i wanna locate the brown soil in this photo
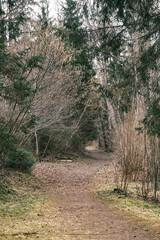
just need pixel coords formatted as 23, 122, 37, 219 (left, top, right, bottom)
31, 147, 159, 240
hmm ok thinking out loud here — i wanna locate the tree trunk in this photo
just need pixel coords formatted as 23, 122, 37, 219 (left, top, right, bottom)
35, 128, 39, 157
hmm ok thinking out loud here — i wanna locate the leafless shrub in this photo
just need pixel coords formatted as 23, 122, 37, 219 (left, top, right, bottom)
115, 100, 160, 200
0, 23, 84, 157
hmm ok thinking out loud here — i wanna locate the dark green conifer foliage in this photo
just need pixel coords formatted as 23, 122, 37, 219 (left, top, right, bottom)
38, 0, 50, 31
57, 0, 95, 83
87, 0, 160, 137
55, 0, 97, 150
0, 0, 42, 170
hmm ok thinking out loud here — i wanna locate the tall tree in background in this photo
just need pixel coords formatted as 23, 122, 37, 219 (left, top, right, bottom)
56, 0, 98, 151
58, 0, 160, 197
57, 0, 94, 83
81, 0, 160, 198
82, 0, 160, 136
38, 0, 50, 30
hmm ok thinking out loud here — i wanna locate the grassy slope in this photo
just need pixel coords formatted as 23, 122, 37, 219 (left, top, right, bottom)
0, 169, 42, 217
0, 168, 47, 239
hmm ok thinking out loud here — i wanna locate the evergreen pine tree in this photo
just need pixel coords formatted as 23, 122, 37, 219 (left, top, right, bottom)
83, 0, 160, 137
55, 0, 98, 150
0, 0, 43, 164
57, 0, 95, 83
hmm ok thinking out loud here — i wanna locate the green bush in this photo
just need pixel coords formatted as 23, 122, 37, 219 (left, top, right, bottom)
5, 149, 36, 172
0, 118, 17, 158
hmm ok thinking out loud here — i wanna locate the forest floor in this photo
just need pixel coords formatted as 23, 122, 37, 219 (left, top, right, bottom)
0, 147, 160, 240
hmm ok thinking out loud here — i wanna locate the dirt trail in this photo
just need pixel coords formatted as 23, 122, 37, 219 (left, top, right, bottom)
32, 147, 159, 240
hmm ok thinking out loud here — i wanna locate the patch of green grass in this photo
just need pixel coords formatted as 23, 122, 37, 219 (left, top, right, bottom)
94, 187, 160, 234
0, 169, 44, 218
0, 168, 59, 240
0, 191, 44, 217
97, 189, 160, 212
91, 166, 160, 235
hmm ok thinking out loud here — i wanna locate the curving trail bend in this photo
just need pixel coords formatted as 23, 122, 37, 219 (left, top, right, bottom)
32, 147, 159, 240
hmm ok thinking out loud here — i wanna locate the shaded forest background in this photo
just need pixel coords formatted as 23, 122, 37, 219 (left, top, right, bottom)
0, 0, 159, 200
